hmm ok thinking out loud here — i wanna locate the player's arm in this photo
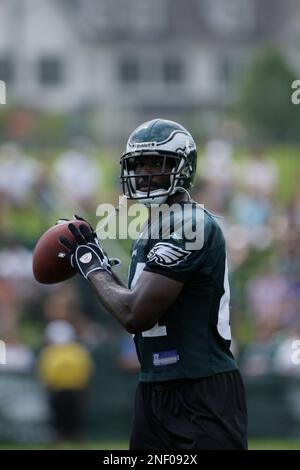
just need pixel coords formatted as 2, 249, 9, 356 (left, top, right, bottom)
58, 222, 183, 333
110, 270, 127, 288
88, 269, 183, 333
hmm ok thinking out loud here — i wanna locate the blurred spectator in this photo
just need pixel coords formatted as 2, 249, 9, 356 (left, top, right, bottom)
246, 271, 289, 330
287, 178, 300, 234
73, 310, 109, 351
198, 138, 234, 213
272, 324, 300, 377
42, 283, 110, 351
0, 143, 42, 207
0, 189, 10, 235
229, 189, 273, 229
33, 166, 60, 216
241, 332, 283, 377
42, 284, 80, 323
201, 138, 234, 189
0, 278, 34, 372
236, 146, 278, 198
37, 320, 94, 442
0, 242, 33, 283
7, 110, 35, 141
225, 223, 250, 269
0, 328, 34, 373
53, 139, 100, 211
0, 277, 20, 338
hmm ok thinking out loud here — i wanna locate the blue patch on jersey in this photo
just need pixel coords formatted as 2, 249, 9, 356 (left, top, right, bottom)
153, 350, 179, 366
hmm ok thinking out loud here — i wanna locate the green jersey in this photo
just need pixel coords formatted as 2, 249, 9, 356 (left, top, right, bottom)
128, 202, 237, 382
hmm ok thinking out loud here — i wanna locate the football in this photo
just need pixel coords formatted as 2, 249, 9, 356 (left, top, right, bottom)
32, 220, 90, 284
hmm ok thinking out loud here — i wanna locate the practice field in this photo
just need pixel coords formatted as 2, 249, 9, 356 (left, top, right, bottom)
0, 440, 299, 450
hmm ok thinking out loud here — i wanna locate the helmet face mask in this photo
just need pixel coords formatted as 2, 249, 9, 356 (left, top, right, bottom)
121, 151, 183, 200
120, 119, 197, 206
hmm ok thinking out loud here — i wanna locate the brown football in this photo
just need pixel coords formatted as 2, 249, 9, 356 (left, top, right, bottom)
32, 220, 90, 284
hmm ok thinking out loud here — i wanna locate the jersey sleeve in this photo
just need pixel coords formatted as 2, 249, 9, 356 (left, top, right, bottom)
144, 206, 223, 282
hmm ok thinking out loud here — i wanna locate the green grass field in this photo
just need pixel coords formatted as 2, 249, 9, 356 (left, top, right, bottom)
0, 439, 299, 450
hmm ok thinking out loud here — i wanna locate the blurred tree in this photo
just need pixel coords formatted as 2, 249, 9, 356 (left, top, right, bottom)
236, 49, 300, 142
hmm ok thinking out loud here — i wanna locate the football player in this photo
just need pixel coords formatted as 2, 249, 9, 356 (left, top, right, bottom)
58, 119, 248, 450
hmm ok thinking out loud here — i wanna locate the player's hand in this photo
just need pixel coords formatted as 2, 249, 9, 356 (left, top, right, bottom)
58, 222, 112, 279
57, 215, 122, 271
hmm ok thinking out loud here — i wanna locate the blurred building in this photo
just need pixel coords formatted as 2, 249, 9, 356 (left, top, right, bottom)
0, 0, 298, 143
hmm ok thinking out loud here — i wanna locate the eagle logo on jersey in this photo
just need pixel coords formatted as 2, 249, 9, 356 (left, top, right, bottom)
147, 242, 191, 267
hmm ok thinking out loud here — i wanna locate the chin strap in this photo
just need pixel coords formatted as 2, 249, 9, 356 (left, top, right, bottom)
137, 188, 192, 207
173, 186, 192, 201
